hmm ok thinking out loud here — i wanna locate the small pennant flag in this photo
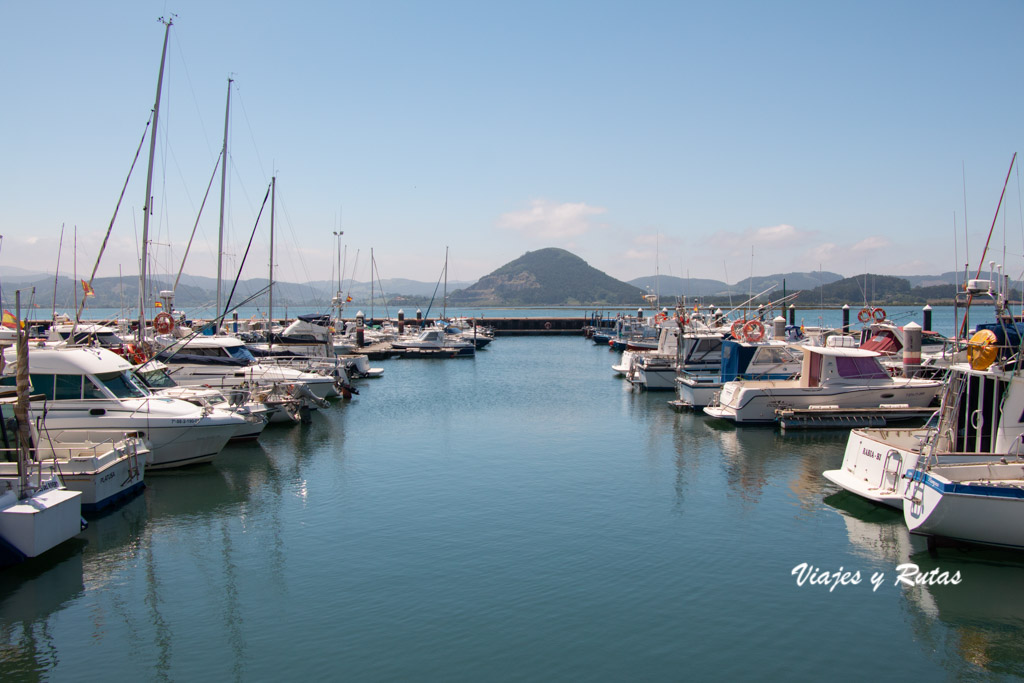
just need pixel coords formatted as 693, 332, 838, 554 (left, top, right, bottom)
81, 279, 95, 297
1, 310, 15, 329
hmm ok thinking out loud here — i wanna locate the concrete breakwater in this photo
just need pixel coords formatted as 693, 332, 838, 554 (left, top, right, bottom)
59, 316, 590, 337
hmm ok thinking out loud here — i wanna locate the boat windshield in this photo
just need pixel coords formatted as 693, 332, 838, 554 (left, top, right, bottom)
96, 371, 150, 399
225, 346, 257, 363
135, 368, 178, 389
835, 356, 890, 380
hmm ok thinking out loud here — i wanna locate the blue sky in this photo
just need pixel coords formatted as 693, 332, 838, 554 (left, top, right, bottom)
3, 1, 1024, 287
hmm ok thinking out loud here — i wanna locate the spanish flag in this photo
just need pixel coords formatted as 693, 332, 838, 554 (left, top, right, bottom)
346, 296, 353, 303
1, 310, 15, 329
154, 301, 163, 308
81, 279, 95, 297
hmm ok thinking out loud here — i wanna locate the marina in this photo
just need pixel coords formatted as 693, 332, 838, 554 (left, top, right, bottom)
3, 306, 1024, 679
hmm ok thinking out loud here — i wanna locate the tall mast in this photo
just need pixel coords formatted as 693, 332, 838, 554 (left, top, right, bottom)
268, 175, 275, 332
139, 16, 173, 344
216, 77, 233, 324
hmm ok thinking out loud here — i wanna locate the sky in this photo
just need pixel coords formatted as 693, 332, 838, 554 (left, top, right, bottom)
3, 1, 1024, 288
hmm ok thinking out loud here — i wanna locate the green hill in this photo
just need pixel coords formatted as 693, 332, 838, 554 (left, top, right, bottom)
448, 248, 645, 305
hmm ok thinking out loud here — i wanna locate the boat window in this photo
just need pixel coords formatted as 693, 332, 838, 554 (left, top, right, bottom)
225, 346, 257, 363
27, 374, 55, 400
95, 371, 148, 399
835, 356, 889, 379
752, 347, 799, 365
54, 374, 83, 400
83, 378, 106, 399
136, 368, 177, 389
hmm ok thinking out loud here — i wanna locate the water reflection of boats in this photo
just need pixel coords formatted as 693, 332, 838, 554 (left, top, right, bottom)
0, 540, 86, 676
907, 549, 1024, 676
825, 490, 1024, 677
706, 421, 847, 507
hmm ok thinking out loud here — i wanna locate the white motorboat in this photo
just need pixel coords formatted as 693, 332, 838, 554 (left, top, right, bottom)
703, 345, 942, 424
3, 345, 246, 470
443, 319, 494, 349
154, 335, 341, 399
390, 327, 475, 357
0, 425, 147, 513
675, 339, 803, 408
824, 300, 1021, 513
627, 325, 682, 390
134, 361, 271, 440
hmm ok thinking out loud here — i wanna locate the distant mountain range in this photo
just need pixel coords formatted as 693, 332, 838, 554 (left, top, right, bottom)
0, 256, 975, 311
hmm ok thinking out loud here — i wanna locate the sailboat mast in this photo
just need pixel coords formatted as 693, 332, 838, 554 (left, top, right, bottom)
268, 175, 275, 331
216, 77, 233, 324
139, 17, 173, 345
443, 246, 448, 320
14, 291, 30, 496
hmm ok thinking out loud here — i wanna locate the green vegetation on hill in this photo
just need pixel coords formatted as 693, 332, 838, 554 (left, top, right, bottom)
799, 274, 1020, 305
448, 248, 645, 305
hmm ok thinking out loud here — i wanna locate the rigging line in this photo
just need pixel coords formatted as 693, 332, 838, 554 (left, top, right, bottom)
73, 114, 153, 330
345, 249, 360, 303
422, 257, 447, 320
220, 182, 272, 327
233, 85, 268, 182
156, 285, 271, 364
52, 224, 64, 320
372, 252, 391, 320
174, 151, 223, 292
169, 28, 215, 158
960, 152, 1017, 338
274, 190, 318, 292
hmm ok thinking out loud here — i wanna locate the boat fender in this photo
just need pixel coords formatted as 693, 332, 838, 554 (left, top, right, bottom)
857, 307, 872, 323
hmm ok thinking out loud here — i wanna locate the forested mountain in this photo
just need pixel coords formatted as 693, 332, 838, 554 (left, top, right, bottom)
448, 248, 644, 305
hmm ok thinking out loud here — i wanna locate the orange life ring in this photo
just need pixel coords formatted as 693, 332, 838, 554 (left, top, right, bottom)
872, 307, 886, 322
743, 320, 766, 343
857, 307, 871, 323
677, 313, 690, 326
730, 319, 747, 340
125, 343, 147, 365
153, 312, 175, 335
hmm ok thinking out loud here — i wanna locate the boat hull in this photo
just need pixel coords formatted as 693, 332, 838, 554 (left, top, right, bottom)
904, 464, 1024, 549
0, 486, 82, 559
704, 383, 941, 424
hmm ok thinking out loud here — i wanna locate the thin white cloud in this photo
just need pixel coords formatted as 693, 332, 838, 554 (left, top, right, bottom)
497, 200, 606, 240
705, 224, 813, 252
851, 236, 891, 252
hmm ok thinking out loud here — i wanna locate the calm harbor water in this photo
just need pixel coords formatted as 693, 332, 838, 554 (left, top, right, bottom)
3, 307, 1024, 680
